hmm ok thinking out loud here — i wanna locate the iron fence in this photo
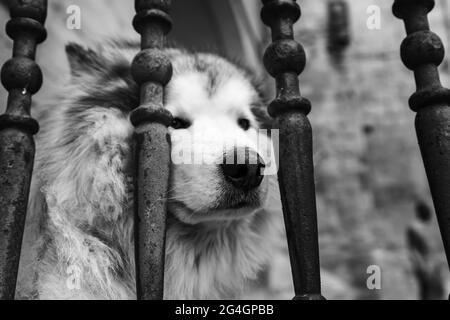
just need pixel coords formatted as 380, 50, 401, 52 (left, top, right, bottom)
393, 0, 450, 274
0, 0, 449, 300
0, 0, 47, 300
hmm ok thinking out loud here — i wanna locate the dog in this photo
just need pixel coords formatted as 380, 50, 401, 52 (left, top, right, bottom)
16, 40, 280, 299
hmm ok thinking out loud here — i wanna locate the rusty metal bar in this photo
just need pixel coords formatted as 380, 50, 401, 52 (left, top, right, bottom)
0, 0, 47, 300
260, 0, 324, 300
131, 0, 173, 300
393, 0, 450, 273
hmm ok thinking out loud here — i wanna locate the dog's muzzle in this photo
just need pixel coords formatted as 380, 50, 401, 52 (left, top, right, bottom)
221, 147, 265, 191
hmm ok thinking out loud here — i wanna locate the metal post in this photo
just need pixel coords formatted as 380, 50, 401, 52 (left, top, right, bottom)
131, 0, 173, 300
260, 0, 324, 300
0, 0, 47, 300
393, 0, 450, 272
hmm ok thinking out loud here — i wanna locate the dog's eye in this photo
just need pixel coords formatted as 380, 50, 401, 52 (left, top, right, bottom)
238, 118, 251, 131
171, 117, 191, 129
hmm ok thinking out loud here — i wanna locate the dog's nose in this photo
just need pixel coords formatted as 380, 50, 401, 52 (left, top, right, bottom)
221, 147, 265, 191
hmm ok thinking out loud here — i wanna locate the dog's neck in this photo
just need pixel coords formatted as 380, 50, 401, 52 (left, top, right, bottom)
163, 209, 273, 299
34, 205, 273, 299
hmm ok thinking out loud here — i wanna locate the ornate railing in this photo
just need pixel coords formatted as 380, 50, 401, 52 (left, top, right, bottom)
393, 0, 450, 276
131, 0, 173, 300
261, 0, 324, 300
0, 0, 47, 300
0, 0, 323, 301
1, 0, 449, 301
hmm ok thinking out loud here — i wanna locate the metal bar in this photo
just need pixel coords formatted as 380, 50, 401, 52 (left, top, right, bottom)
393, 0, 450, 273
131, 0, 173, 300
260, 0, 324, 300
0, 0, 47, 300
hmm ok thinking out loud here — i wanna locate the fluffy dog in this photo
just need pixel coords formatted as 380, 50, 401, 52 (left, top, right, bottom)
16, 41, 279, 300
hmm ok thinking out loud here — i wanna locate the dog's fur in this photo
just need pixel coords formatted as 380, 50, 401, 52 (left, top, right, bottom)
16, 41, 279, 300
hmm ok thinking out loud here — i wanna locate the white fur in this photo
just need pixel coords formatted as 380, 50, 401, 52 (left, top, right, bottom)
16, 44, 280, 300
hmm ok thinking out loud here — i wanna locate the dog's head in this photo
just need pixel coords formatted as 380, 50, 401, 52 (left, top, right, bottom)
65, 42, 276, 225
165, 51, 277, 224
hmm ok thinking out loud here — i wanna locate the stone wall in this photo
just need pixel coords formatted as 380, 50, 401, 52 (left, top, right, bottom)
294, 0, 450, 299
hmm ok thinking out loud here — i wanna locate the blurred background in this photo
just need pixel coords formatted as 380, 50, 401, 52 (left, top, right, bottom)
1, 0, 450, 299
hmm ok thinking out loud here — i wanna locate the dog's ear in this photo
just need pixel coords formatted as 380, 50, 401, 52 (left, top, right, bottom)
65, 43, 105, 78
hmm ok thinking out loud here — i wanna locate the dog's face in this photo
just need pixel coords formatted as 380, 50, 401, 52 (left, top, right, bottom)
165, 53, 274, 224
66, 43, 275, 225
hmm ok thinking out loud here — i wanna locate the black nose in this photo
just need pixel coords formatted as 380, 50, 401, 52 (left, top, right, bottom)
221, 147, 265, 191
